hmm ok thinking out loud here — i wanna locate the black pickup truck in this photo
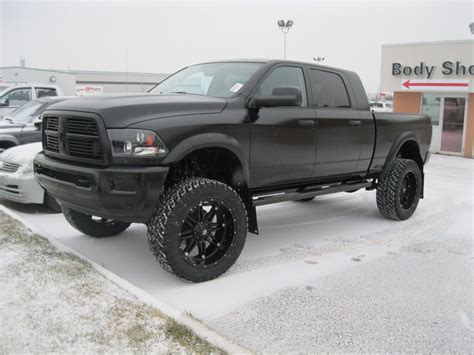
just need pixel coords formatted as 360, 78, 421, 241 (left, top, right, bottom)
34, 60, 432, 282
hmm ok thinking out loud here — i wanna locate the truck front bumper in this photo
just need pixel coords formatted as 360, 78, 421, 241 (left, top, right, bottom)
34, 153, 169, 223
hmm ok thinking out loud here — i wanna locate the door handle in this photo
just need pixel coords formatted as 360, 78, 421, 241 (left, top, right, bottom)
298, 120, 315, 127
348, 120, 362, 126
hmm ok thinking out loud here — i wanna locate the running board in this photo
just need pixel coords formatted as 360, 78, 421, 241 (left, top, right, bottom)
252, 180, 373, 207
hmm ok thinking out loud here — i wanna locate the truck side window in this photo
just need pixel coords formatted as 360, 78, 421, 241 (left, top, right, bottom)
2, 88, 32, 107
258, 66, 307, 107
309, 69, 350, 108
36, 87, 57, 98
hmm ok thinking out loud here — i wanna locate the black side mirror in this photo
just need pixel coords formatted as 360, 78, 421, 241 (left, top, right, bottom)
33, 117, 42, 128
249, 86, 302, 108
0, 98, 9, 107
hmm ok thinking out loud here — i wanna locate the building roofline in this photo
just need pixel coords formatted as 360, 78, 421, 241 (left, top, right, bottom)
0, 66, 168, 76
382, 39, 474, 48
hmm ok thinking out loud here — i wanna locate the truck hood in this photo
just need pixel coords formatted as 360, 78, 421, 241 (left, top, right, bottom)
46, 94, 228, 128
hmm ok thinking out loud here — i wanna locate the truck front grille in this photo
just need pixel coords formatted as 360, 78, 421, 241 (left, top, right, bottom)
68, 137, 103, 159
43, 114, 105, 164
67, 117, 99, 136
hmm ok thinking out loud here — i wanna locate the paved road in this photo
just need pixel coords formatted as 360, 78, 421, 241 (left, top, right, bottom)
3, 154, 473, 353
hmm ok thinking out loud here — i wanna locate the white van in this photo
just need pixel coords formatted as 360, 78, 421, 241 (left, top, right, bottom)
0, 83, 64, 118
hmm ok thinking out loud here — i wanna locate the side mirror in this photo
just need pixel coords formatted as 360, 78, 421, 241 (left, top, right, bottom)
250, 86, 302, 108
0, 98, 9, 107
33, 116, 42, 128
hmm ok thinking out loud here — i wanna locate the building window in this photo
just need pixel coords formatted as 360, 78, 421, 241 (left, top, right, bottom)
422, 93, 441, 126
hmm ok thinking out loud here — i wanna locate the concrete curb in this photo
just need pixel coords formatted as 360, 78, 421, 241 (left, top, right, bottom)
0, 205, 252, 354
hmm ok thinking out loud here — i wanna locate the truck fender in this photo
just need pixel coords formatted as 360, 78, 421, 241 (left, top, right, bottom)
382, 132, 422, 177
162, 133, 259, 234
162, 132, 250, 184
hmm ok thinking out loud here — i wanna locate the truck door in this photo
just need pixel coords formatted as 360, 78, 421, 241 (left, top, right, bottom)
249, 65, 316, 188
308, 68, 364, 178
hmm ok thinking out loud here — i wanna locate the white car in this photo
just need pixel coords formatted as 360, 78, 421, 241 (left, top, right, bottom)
371, 101, 393, 112
0, 83, 64, 118
0, 142, 60, 212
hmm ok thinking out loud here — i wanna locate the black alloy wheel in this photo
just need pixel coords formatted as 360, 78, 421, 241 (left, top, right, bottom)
399, 172, 417, 209
179, 200, 236, 268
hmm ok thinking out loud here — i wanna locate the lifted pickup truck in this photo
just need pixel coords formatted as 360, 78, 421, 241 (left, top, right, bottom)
34, 60, 432, 282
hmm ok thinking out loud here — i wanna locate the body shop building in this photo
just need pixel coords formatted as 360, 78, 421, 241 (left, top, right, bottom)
380, 40, 473, 158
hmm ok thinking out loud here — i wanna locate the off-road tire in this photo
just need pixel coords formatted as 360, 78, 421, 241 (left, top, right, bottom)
62, 207, 131, 238
376, 158, 422, 221
147, 177, 248, 282
44, 192, 62, 213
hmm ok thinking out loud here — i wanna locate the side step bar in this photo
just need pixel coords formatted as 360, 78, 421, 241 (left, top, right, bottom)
252, 180, 373, 207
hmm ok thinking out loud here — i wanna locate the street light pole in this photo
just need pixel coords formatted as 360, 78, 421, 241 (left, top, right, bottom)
277, 20, 294, 59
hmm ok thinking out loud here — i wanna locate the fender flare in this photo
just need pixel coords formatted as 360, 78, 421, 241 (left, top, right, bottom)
382, 132, 422, 177
162, 132, 250, 184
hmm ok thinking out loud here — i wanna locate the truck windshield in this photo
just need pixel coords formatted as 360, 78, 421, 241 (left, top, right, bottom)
7, 100, 45, 124
150, 62, 263, 98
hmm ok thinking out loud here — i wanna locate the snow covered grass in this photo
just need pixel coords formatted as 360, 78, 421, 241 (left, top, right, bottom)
0, 211, 225, 354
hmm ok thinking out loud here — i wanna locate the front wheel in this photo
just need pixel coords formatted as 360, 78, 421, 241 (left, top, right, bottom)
376, 158, 422, 221
147, 178, 248, 282
62, 207, 131, 238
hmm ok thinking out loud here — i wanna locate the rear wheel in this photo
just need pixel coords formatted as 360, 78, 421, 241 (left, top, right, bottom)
147, 177, 247, 282
376, 158, 422, 221
62, 207, 131, 238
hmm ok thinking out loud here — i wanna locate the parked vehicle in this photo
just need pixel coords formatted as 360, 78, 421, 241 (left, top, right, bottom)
0, 96, 73, 152
34, 60, 432, 282
0, 142, 60, 211
371, 101, 393, 112
0, 83, 64, 118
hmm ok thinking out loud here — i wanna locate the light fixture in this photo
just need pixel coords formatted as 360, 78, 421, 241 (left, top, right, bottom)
277, 19, 294, 59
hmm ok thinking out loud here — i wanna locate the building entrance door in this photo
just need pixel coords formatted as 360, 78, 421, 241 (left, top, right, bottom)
440, 96, 467, 154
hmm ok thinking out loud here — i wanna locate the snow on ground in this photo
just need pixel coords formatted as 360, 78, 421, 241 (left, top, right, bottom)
1, 154, 473, 352
0, 212, 223, 353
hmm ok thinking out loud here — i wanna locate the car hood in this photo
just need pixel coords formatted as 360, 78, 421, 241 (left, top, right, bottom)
0, 120, 24, 130
46, 94, 228, 128
0, 142, 42, 165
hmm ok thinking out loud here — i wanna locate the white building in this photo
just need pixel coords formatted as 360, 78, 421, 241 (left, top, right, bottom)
380, 40, 473, 158
0, 66, 169, 96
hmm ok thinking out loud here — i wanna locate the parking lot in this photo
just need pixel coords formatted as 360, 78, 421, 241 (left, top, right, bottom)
2, 154, 472, 353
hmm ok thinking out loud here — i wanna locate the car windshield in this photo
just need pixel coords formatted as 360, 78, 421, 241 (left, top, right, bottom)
8, 100, 46, 124
150, 62, 264, 98
0, 85, 10, 93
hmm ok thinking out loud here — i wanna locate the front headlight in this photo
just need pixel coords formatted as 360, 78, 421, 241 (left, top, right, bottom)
18, 161, 34, 175
107, 129, 168, 161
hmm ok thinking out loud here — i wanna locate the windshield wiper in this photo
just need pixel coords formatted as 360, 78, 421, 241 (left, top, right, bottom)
3, 117, 13, 123
168, 91, 189, 94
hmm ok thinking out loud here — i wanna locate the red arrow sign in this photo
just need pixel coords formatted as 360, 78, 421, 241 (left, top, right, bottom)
402, 80, 469, 89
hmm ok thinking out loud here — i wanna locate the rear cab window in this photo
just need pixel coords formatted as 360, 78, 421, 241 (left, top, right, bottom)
308, 69, 351, 108
35, 87, 57, 98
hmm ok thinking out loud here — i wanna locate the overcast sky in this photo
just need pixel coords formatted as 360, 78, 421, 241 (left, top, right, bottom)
1, 0, 473, 92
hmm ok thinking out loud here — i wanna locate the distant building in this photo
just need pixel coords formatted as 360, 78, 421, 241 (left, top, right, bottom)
0, 66, 169, 96
380, 40, 473, 158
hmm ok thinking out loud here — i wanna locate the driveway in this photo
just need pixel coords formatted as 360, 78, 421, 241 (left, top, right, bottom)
2, 154, 472, 353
